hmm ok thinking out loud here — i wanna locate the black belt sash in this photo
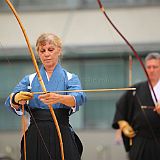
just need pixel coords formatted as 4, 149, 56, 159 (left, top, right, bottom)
28, 108, 70, 126
27, 107, 83, 156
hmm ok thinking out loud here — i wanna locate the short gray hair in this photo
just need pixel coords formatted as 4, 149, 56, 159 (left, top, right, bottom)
145, 52, 160, 62
36, 33, 62, 52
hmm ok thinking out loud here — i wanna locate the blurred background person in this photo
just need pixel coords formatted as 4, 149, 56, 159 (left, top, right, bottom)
112, 52, 160, 160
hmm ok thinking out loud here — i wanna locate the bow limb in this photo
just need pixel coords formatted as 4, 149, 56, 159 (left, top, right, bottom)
97, 0, 160, 145
21, 105, 27, 160
5, 0, 64, 159
97, 0, 157, 103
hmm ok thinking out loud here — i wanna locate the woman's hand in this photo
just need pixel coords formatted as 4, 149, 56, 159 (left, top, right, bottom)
10, 91, 33, 110
38, 92, 76, 107
38, 92, 63, 105
12, 91, 33, 105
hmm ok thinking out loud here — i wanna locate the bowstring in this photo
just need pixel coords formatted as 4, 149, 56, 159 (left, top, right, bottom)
26, 106, 53, 160
0, 11, 53, 160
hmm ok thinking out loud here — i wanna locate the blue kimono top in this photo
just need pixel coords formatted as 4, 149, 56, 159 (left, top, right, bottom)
5, 63, 86, 115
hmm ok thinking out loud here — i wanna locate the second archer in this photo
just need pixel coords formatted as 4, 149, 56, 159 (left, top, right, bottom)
112, 52, 160, 160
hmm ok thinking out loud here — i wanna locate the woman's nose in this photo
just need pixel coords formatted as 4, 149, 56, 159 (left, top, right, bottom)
44, 51, 50, 56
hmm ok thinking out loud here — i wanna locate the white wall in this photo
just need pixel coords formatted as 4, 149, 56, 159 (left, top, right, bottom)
1, 6, 160, 49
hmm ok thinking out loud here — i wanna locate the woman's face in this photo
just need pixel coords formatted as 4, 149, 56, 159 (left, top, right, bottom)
38, 41, 61, 69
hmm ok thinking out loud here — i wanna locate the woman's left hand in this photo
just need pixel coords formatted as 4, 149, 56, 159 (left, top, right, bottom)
38, 92, 63, 105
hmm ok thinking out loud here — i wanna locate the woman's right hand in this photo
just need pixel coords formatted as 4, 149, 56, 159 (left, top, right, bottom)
12, 91, 33, 105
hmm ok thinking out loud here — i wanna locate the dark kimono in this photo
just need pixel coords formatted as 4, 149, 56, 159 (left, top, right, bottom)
112, 81, 160, 160
5, 64, 86, 160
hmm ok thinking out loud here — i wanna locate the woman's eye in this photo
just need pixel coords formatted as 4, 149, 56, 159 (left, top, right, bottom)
48, 48, 54, 52
40, 49, 45, 53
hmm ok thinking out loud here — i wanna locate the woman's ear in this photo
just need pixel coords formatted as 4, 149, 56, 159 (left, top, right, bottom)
58, 46, 62, 56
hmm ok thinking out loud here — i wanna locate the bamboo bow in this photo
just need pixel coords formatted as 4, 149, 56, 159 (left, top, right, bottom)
5, 0, 64, 159
97, 0, 159, 145
97, 0, 157, 102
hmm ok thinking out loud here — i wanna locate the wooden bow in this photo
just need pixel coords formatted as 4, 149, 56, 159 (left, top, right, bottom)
5, 0, 64, 159
97, 0, 159, 145
97, 0, 157, 102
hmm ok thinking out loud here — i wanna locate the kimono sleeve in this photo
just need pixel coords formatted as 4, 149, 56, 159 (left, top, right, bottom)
5, 75, 30, 115
66, 73, 86, 112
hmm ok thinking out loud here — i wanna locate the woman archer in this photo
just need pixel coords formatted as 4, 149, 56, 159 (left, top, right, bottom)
5, 33, 86, 160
